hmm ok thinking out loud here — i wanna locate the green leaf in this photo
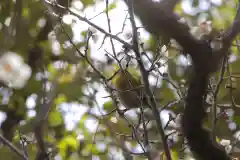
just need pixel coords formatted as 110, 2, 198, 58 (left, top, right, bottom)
58, 135, 79, 158
81, 0, 95, 7
162, 150, 179, 160
103, 101, 114, 111
79, 114, 88, 129
55, 94, 67, 105
206, 113, 232, 138
22, 8, 29, 18
84, 143, 102, 154
48, 110, 63, 127
58, 24, 74, 43
159, 82, 176, 105
104, 2, 117, 12
145, 36, 158, 53
48, 63, 58, 77
57, 82, 84, 102
192, 0, 199, 7
24, 78, 42, 95
233, 115, 240, 125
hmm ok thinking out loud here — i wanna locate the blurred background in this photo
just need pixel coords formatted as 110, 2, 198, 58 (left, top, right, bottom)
0, 0, 240, 159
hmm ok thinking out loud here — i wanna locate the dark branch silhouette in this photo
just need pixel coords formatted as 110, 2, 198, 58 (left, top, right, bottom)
123, 0, 240, 159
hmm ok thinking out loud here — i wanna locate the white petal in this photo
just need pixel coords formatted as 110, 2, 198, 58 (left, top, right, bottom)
0, 66, 12, 83
178, 17, 187, 24
0, 52, 23, 69
9, 64, 32, 89
10, 77, 28, 89
161, 45, 167, 52
18, 64, 32, 80
225, 145, 232, 153
190, 27, 202, 39
175, 114, 182, 129
170, 39, 183, 50
220, 139, 230, 146
0, 52, 23, 61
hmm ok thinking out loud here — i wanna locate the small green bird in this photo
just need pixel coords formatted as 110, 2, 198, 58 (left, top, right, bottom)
112, 68, 149, 109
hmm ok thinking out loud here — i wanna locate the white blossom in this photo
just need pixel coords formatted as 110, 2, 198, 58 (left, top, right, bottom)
175, 114, 182, 129
211, 39, 223, 50
178, 17, 187, 24
220, 139, 232, 154
219, 139, 230, 146
170, 39, 183, 50
225, 145, 232, 154
123, 29, 133, 40
0, 52, 32, 89
199, 21, 212, 35
190, 21, 212, 40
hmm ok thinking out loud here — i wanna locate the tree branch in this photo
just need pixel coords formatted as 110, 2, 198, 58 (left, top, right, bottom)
222, 3, 240, 49
0, 134, 28, 160
123, 0, 219, 75
123, 0, 240, 159
159, 0, 180, 12
126, 0, 173, 159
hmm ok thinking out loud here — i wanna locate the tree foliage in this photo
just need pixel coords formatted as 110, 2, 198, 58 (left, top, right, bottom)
0, 0, 240, 159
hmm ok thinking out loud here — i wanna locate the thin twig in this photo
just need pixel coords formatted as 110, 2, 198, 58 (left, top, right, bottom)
0, 134, 28, 160
211, 54, 228, 141
44, 0, 133, 49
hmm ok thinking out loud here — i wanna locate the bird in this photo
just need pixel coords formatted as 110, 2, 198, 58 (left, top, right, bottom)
111, 68, 165, 110
112, 68, 146, 109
